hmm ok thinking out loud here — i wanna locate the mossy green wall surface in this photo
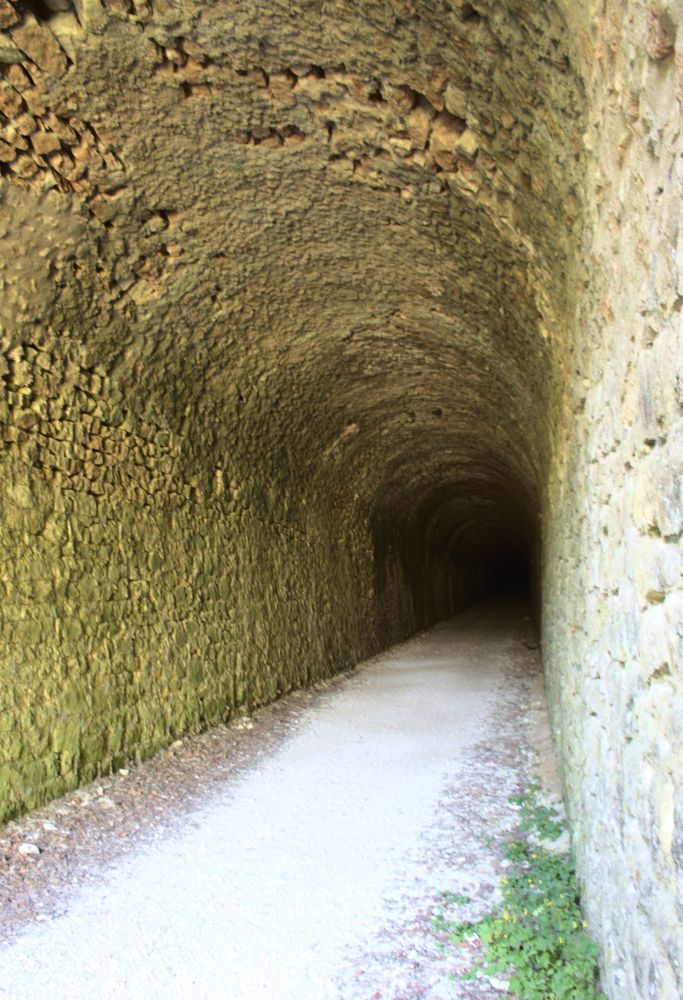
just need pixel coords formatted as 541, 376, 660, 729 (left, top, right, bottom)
0, 0, 577, 823
0, 335, 384, 820
0, 326, 506, 822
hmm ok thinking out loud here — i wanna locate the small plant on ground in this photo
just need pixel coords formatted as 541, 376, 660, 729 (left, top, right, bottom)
433, 783, 606, 1000
511, 778, 565, 843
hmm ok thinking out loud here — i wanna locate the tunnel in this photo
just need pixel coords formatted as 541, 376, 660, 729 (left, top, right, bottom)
0, 1, 681, 997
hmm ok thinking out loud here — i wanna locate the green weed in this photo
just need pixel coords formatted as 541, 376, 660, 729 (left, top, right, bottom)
440, 891, 472, 906
433, 783, 606, 1000
511, 779, 565, 843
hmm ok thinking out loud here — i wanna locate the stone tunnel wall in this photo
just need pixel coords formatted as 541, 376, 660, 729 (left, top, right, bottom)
0, 331, 384, 815
0, 1, 681, 998
0, 321, 498, 819
1, 0, 568, 825
542, 2, 683, 997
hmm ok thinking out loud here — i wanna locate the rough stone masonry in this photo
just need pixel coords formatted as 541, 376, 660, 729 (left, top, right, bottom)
0, 1, 680, 997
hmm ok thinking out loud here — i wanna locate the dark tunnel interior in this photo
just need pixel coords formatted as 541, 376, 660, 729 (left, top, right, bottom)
370, 470, 538, 640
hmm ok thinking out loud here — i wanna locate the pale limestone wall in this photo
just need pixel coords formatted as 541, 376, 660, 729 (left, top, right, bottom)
543, 2, 683, 996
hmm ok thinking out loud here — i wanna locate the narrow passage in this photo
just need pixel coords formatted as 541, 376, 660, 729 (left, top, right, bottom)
0, 599, 541, 1000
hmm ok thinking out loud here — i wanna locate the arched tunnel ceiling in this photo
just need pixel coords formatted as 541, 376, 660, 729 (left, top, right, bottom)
1, 0, 588, 574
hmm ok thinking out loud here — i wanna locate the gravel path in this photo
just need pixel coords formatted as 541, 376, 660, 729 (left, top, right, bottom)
0, 597, 541, 1000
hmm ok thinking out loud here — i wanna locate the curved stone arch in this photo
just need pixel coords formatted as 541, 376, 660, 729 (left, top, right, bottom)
1, 1, 681, 995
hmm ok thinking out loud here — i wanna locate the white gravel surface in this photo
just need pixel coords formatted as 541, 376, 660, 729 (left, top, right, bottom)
0, 600, 537, 1000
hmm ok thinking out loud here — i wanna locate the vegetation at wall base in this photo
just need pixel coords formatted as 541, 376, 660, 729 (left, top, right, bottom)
434, 783, 606, 1000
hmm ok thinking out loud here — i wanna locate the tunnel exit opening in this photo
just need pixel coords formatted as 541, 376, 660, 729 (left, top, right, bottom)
371, 483, 538, 642
441, 519, 536, 626
450, 525, 533, 601
482, 544, 532, 597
